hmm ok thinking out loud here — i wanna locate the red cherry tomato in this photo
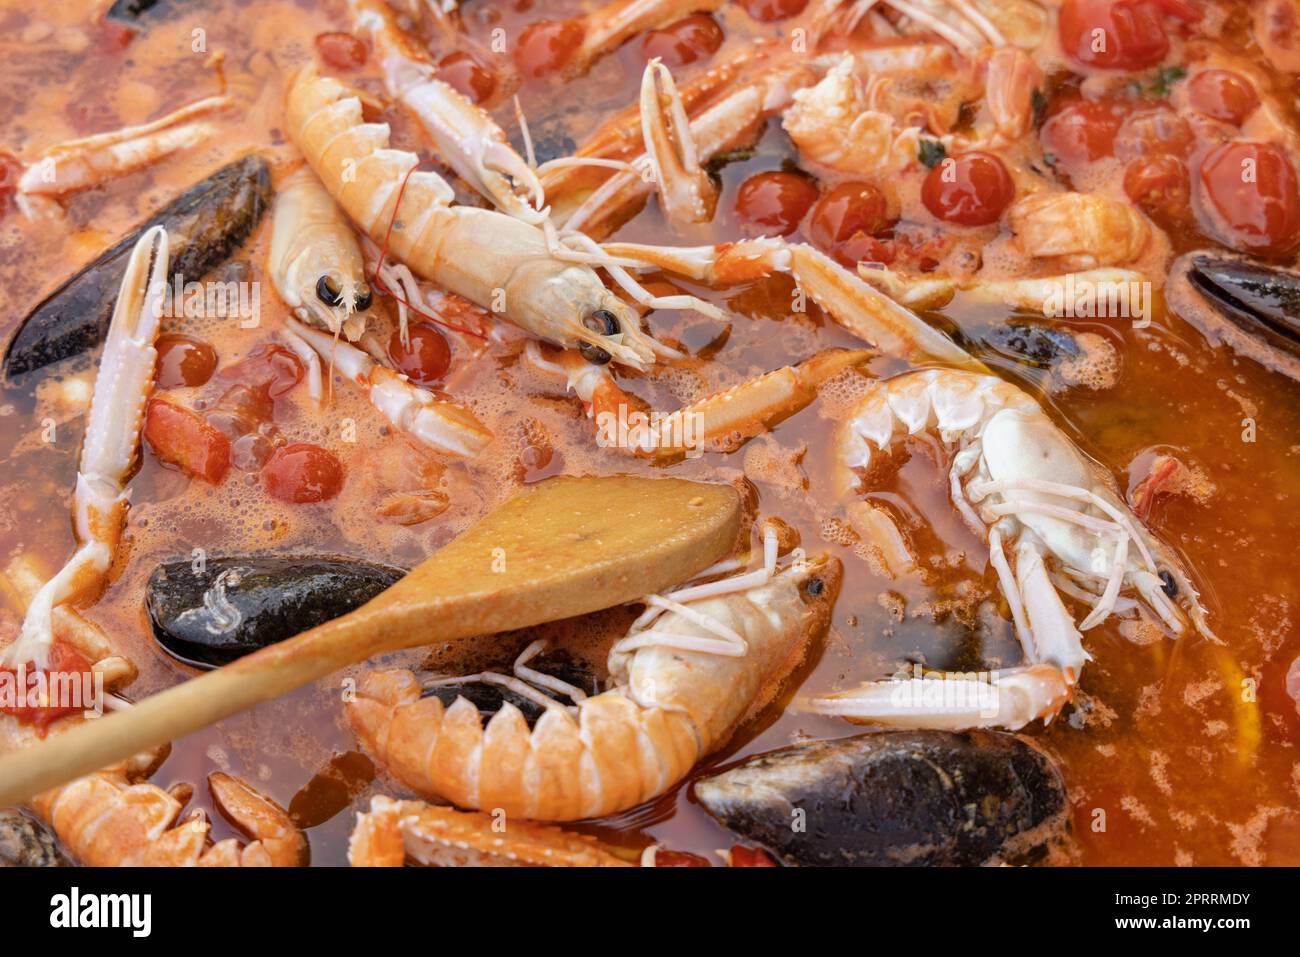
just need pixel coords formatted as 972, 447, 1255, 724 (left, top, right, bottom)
155, 334, 217, 388
808, 182, 894, 267
1114, 107, 1193, 160
262, 443, 344, 504
0, 640, 94, 732
737, 0, 810, 21
438, 51, 496, 104
1187, 69, 1259, 125
1124, 154, 1190, 225
219, 344, 304, 399
641, 14, 724, 67
730, 846, 779, 866
388, 323, 452, 385
921, 151, 1015, 227
1040, 97, 1128, 167
653, 850, 712, 866
515, 19, 585, 78
144, 397, 231, 484
1058, 0, 1172, 71
1197, 141, 1300, 256
734, 170, 819, 237
315, 32, 367, 71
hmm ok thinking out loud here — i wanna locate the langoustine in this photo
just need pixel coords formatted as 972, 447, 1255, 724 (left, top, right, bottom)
805, 368, 1218, 730
347, 525, 840, 821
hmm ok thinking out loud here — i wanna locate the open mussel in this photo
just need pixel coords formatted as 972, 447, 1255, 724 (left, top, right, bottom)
983, 323, 1081, 368
1168, 251, 1300, 381
4, 155, 271, 380
146, 555, 404, 668
694, 731, 1070, 867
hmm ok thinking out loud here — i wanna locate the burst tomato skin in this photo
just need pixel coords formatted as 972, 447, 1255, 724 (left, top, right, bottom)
730, 846, 779, 866
921, 151, 1015, 227
1197, 141, 1300, 256
641, 14, 724, 67
515, 19, 585, 77
1187, 69, 1258, 125
438, 52, 496, 104
808, 182, 894, 266
315, 32, 367, 71
1040, 97, 1129, 167
735, 170, 820, 237
1124, 153, 1190, 226
219, 344, 304, 399
155, 334, 217, 388
144, 397, 231, 484
737, 0, 810, 20
262, 443, 344, 504
0, 641, 94, 732
1058, 0, 1173, 71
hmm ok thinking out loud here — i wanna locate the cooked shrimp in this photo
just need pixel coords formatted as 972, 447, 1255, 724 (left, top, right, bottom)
1008, 192, 1153, 270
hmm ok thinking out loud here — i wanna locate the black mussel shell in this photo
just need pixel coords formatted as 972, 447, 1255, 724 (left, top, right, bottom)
1188, 255, 1300, 358
983, 322, 1081, 369
146, 555, 404, 668
695, 730, 1070, 867
423, 650, 600, 728
4, 155, 271, 380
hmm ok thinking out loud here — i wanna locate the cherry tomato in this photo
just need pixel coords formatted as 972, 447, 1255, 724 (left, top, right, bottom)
96, 20, 135, 52
734, 170, 819, 237
0, 640, 94, 732
262, 443, 344, 504
653, 850, 712, 866
155, 334, 217, 388
808, 182, 894, 267
388, 323, 452, 385
1123, 154, 1190, 226
1197, 141, 1300, 256
1114, 107, 1193, 160
921, 151, 1015, 227
438, 51, 497, 104
641, 14, 724, 67
315, 32, 367, 71
515, 19, 585, 78
219, 344, 304, 399
144, 397, 231, 484
1058, 0, 1172, 71
1187, 69, 1259, 125
737, 0, 810, 21
730, 846, 779, 866
1040, 97, 1128, 167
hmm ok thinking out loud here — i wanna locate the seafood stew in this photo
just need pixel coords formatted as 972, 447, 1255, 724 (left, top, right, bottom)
1, 0, 1298, 868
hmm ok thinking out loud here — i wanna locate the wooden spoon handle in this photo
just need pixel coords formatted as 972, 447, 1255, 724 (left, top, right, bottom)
0, 611, 376, 808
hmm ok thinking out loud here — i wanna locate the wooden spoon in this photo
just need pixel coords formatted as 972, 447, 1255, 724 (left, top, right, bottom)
0, 475, 740, 808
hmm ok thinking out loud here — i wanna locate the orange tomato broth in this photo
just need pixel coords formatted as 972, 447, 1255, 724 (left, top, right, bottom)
0, 0, 1296, 865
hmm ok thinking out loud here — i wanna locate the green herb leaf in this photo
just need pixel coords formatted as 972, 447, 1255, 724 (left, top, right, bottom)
1148, 65, 1186, 97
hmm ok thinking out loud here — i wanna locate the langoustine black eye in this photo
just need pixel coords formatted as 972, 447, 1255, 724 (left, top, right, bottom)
578, 309, 621, 365
355, 285, 373, 311
1159, 570, 1178, 598
316, 275, 343, 307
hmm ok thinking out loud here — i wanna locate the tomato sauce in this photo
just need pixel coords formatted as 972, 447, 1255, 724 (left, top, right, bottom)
0, 0, 1297, 867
